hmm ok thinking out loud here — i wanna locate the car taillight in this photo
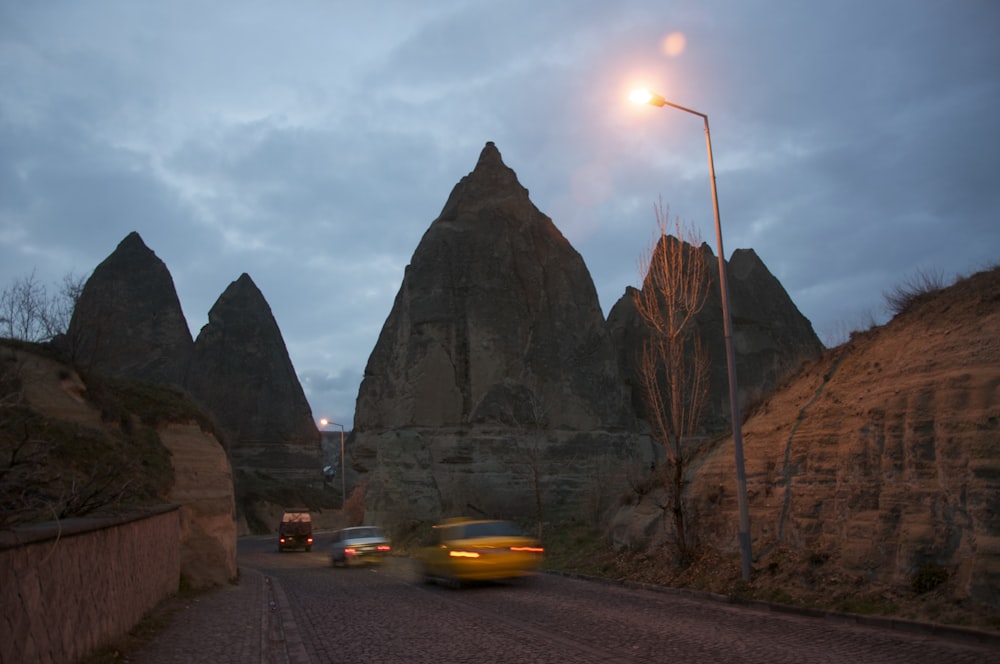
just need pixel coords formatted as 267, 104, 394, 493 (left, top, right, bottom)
377, 545, 391, 552
510, 546, 544, 553
307, 537, 314, 544
449, 550, 480, 558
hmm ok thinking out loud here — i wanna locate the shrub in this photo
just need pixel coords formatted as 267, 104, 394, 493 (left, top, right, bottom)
911, 564, 949, 594
883, 268, 946, 316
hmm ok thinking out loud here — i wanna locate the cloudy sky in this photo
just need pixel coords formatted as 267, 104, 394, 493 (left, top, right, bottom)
2, 1, 998, 428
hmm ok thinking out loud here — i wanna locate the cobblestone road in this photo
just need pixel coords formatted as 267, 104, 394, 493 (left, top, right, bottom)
132, 536, 1000, 663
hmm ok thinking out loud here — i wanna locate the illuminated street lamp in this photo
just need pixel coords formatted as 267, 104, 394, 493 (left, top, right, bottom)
630, 88, 752, 581
318, 418, 346, 517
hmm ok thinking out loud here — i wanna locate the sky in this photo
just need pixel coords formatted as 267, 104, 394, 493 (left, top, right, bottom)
2, 1, 998, 429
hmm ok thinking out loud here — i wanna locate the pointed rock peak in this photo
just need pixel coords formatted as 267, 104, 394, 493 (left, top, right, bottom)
65, 231, 192, 385
232, 272, 258, 291
114, 231, 153, 255
213, 273, 267, 310
730, 248, 762, 269
120, 230, 145, 245
437, 141, 531, 221
468, 141, 520, 187
98, 232, 169, 277
474, 141, 504, 170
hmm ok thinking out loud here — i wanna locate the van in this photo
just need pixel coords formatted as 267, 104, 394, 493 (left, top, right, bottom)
278, 509, 313, 552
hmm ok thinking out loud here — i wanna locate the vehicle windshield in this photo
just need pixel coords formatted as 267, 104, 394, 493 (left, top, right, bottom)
458, 521, 522, 539
347, 527, 382, 539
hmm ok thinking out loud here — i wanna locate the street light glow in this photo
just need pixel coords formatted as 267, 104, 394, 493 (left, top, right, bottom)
629, 88, 666, 107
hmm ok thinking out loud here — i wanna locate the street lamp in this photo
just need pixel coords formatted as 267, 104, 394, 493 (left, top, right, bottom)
631, 88, 752, 581
318, 418, 346, 518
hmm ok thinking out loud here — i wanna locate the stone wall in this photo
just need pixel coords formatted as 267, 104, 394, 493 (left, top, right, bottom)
0, 507, 180, 664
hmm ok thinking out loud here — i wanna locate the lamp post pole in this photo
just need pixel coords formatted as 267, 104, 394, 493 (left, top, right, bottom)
319, 418, 347, 523
631, 89, 752, 581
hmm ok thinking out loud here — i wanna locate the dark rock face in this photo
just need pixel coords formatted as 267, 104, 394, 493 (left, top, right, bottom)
64, 232, 193, 386
187, 274, 320, 478
606, 239, 824, 431
352, 142, 647, 529
355, 142, 634, 432
65, 233, 320, 492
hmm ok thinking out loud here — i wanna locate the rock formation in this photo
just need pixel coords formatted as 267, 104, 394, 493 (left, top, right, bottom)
613, 266, 1000, 605
187, 273, 321, 483
353, 142, 650, 527
159, 422, 238, 588
61, 233, 321, 523
606, 237, 824, 431
10, 345, 237, 588
356, 141, 633, 432
63, 232, 193, 386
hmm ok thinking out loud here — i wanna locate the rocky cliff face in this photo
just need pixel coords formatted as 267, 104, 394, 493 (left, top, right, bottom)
64, 232, 193, 386
187, 273, 320, 481
353, 143, 648, 527
10, 346, 237, 589
159, 422, 238, 588
613, 266, 1000, 605
357, 142, 633, 432
606, 239, 824, 431
61, 233, 321, 512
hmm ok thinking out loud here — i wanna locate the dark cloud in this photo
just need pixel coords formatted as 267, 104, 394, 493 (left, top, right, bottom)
2, 1, 998, 425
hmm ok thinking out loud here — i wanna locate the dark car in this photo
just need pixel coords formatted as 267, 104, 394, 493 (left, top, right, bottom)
330, 526, 391, 566
278, 510, 313, 552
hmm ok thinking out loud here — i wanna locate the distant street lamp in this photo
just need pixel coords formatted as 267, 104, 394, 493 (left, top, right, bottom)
318, 418, 347, 517
630, 88, 752, 581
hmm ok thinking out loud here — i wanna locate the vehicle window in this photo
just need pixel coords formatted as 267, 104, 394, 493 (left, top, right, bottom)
462, 521, 521, 539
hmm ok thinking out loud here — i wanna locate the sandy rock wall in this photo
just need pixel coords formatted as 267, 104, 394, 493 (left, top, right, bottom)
616, 267, 1000, 605
159, 423, 238, 588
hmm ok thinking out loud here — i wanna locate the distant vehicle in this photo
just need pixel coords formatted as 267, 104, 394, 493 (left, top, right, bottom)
278, 510, 313, 552
416, 518, 544, 587
330, 526, 391, 566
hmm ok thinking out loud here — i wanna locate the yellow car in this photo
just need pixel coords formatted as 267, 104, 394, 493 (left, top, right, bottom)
417, 518, 544, 587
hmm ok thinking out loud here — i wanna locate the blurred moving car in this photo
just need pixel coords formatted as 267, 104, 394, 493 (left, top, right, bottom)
278, 509, 313, 552
330, 526, 392, 566
417, 518, 544, 587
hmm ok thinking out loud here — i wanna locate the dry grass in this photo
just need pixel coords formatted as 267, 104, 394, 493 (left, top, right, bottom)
544, 528, 1000, 634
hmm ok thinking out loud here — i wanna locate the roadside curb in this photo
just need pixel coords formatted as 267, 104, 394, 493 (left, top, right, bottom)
545, 570, 1000, 647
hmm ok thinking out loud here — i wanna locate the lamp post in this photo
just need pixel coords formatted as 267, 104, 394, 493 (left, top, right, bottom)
319, 418, 347, 519
630, 88, 752, 581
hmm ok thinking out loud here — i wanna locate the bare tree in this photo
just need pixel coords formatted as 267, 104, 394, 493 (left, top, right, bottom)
498, 385, 549, 540
0, 270, 85, 342
633, 201, 711, 558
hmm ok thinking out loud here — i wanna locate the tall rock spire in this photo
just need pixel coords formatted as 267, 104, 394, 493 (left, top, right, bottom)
187, 273, 320, 469
64, 231, 193, 386
355, 142, 633, 431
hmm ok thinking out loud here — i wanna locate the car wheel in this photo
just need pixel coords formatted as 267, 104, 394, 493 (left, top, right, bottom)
305, 546, 312, 552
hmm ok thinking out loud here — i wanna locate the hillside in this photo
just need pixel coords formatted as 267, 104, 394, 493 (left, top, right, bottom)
600, 265, 1000, 631
0, 343, 239, 587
